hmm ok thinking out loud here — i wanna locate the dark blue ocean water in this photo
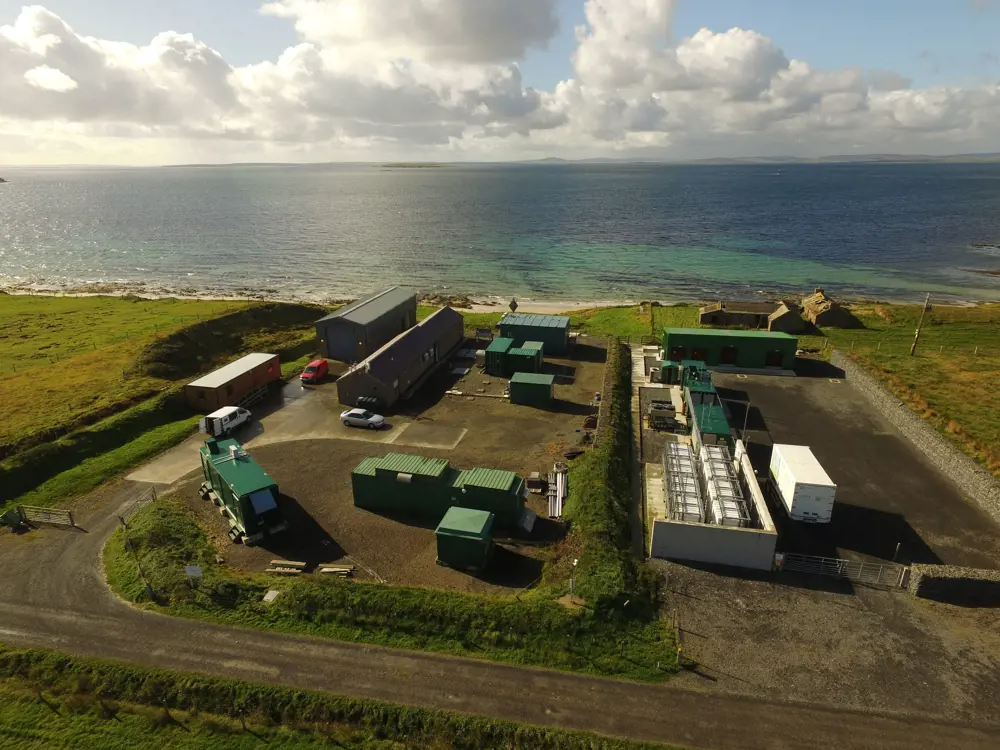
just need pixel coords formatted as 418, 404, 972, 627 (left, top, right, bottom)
1, 162, 999, 302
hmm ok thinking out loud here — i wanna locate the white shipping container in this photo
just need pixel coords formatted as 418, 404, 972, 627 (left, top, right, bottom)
769, 444, 836, 523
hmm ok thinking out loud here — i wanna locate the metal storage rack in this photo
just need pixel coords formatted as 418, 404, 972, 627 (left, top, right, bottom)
700, 444, 751, 527
663, 443, 705, 523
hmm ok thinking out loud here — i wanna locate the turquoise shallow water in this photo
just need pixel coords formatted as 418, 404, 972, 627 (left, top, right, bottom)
1, 162, 999, 302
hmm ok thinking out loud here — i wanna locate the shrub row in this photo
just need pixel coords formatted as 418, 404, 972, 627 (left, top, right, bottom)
0, 647, 666, 750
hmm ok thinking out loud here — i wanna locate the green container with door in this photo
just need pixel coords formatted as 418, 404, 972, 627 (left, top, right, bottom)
485, 337, 514, 377
435, 506, 495, 573
509, 372, 555, 407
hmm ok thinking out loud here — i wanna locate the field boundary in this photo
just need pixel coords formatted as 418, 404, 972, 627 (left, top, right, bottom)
832, 350, 1000, 527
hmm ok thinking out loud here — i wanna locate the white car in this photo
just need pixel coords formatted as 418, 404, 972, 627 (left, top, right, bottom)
341, 408, 386, 430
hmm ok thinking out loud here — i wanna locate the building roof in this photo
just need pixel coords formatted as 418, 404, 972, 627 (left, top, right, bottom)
520, 341, 545, 352
664, 327, 797, 341
510, 372, 555, 385
315, 286, 414, 326
353, 453, 451, 479
700, 301, 778, 315
436, 506, 494, 539
486, 337, 514, 353
187, 353, 277, 390
359, 306, 464, 384
693, 403, 731, 437
453, 467, 521, 492
500, 313, 570, 329
200, 439, 277, 497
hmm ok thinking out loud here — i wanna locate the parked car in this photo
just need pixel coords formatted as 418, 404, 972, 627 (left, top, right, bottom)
300, 359, 329, 384
199, 406, 252, 437
340, 408, 386, 429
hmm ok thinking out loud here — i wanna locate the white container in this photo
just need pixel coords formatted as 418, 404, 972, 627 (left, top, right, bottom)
769, 444, 836, 523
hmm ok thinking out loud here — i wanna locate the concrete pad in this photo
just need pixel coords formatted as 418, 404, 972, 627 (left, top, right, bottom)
390, 423, 468, 450
126, 434, 204, 486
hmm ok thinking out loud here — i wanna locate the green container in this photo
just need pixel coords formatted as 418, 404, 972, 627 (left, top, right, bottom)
351, 453, 527, 526
435, 506, 495, 573
485, 337, 514, 377
509, 372, 555, 407
199, 438, 284, 542
499, 313, 570, 355
664, 328, 798, 370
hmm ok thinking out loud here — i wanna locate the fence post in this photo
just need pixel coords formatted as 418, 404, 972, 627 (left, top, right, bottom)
68, 510, 75, 528
17, 505, 26, 525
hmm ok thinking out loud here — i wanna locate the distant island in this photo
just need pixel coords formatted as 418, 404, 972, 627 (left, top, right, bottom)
381, 163, 447, 169
0, 177, 7, 183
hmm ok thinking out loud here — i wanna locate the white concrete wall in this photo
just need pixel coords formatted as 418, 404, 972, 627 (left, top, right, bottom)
649, 518, 777, 571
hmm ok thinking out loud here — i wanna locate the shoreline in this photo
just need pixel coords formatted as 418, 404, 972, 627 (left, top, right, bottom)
0, 282, 992, 312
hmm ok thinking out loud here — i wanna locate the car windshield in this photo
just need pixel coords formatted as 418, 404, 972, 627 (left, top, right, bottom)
304, 366, 317, 373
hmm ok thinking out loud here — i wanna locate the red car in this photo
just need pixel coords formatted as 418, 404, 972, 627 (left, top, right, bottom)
300, 359, 329, 384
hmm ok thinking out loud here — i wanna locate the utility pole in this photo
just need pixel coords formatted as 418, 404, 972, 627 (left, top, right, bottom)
909, 293, 931, 357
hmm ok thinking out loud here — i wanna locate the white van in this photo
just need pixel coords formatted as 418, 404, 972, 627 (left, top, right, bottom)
199, 406, 252, 437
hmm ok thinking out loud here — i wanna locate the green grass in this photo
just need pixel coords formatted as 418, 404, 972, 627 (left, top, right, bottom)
0, 648, 673, 750
0, 296, 322, 462
103, 501, 676, 682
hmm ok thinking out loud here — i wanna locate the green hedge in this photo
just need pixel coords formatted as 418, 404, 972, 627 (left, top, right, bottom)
0, 647, 672, 750
563, 341, 658, 612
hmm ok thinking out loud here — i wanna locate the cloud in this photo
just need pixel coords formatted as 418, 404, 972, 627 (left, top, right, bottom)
23, 64, 77, 91
1, 1, 999, 164
260, 0, 559, 63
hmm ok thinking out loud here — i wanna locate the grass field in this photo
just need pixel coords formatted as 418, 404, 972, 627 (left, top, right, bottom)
0, 295, 323, 509
0, 648, 671, 750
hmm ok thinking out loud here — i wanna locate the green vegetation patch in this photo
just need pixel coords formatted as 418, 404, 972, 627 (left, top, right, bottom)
0, 647, 672, 749
104, 500, 676, 682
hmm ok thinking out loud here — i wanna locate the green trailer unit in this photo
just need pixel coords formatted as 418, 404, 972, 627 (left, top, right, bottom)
663, 328, 797, 370
435, 507, 495, 573
509, 372, 555, 407
485, 337, 514, 377
499, 313, 570, 355
199, 438, 286, 545
351, 453, 528, 527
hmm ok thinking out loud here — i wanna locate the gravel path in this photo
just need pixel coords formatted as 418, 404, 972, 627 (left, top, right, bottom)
831, 351, 1000, 527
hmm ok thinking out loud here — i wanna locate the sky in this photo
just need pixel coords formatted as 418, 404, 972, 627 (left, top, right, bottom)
1, 0, 999, 164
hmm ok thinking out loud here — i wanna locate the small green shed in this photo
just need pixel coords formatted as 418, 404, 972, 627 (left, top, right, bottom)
509, 372, 555, 407
435, 507, 495, 573
485, 337, 514, 377
499, 313, 570, 355
507, 340, 544, 374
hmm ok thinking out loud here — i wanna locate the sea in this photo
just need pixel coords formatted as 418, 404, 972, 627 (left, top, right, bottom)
1, 162, 999, 303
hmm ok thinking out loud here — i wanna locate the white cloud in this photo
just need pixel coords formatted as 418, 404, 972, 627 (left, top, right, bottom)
0, 1, 999, 165
23, 64, 77, 91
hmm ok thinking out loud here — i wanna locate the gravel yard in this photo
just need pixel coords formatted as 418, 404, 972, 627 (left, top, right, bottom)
658, 559, 1000, 723
175, 341, 607, 594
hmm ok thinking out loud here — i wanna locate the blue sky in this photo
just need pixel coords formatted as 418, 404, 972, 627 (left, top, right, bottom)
3, 0, 998, 89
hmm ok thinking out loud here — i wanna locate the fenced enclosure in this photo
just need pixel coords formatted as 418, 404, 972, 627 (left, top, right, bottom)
16, 505, 75, 528
778, 552, 907, 589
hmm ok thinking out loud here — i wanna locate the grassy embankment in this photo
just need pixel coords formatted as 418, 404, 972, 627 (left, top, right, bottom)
0, 295, 323, 510
104, 339, 678, 682
0, 647, 672, 750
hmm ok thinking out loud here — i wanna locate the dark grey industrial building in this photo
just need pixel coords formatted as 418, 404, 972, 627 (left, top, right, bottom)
315, 287, 417, 363
336, 307, 465, 409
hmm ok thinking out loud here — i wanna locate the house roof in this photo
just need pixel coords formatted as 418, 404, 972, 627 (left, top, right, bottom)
315, 287, 415, 326
361, 306, 464, 383
701, 301, 778, 315
453, 467, 521, 492
500, 313, 570, 329
187, 353, 277, 390
510, 372, 555, 386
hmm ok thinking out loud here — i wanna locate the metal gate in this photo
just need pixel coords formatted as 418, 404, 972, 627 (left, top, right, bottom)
778, 553, 907, 589
119, 486, 157, 527
17, 505, 75, 527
